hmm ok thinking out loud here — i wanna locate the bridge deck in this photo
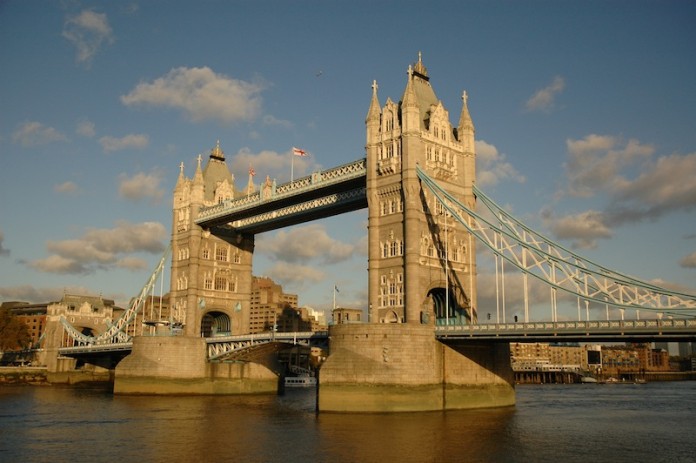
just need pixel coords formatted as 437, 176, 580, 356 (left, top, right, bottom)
435, 318, 696, 342
56, 319, 696, 359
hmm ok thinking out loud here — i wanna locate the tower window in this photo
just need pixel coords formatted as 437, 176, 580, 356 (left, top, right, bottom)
216, 247, 228, 262
215, 276, 227, 291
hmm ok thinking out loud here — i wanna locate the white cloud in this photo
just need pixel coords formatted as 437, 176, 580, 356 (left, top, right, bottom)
544, 136, 696, 248
0, 230, 9, 256
0, 285, 95, 304
27, 221, 167, 275
607, 152, 696, 224
118, 171, 165, 203
565, 134, 654, 198
680, 251, 696, 269
525, 76, 565, 112
115, 256, 149, 271
541, 208, 613, 249
76, 120, 96, 137
99, 133, 149, 152
12, 121, 67, 146
256, 223, 356, 265
264, 262, 325, 287
54, 181, 78, 194
475, 139, 525, 188
62, 10, 114, 66
121, 67, 264, 124
562, 135, 695, 225
29, 254, 89, 274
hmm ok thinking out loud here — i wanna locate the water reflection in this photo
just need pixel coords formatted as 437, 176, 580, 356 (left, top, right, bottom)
316, 407, 516, 463
1, 383, 695, 463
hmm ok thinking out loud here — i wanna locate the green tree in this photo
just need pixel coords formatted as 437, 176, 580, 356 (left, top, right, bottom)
0, 308, 31, 350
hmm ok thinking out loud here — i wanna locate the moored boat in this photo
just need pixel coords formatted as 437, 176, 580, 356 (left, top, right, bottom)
284, 375, 317, 387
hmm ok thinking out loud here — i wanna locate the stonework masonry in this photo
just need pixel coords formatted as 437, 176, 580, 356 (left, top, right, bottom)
114, 335, 277, 395
318, 324, 515, 412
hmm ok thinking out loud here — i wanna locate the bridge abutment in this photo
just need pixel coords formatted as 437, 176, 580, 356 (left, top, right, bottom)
318, 324, 515, 412
114, 336, 278, 395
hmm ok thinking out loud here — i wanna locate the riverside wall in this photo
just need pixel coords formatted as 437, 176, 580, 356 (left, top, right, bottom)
318, 324, 515, 412
113, 336, 278, 395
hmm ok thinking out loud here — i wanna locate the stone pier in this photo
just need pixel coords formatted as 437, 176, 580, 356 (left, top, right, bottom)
114, 336, 278, 395
318, 324, 515, 412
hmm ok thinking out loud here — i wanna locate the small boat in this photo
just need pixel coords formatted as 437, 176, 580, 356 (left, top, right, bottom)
634, 378, 647, 384
580, 376, 598, 384
284, 375, 317, 387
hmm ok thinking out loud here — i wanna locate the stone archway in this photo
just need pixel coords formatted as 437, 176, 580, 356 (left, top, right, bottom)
384, 310, 400, 323
427, 287, 469, 326
200, 311, 231, 337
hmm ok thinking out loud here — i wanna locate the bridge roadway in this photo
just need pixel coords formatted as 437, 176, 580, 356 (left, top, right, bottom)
57, 318, 696, 361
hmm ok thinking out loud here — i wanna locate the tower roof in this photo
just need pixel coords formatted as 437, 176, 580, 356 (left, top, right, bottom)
202, 141, 237, 201
401, 53, 439, 130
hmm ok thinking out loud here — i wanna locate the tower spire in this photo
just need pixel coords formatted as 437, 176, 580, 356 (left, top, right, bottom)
366, 79, 381, 122
401, 63, 419, 133
210, 139, 225, 161
457, 90, 475, 143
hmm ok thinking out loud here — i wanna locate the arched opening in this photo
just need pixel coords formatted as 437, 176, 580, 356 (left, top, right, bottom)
384, 310, 399, 323
80, 326, 96, 337
200, 311, 231, 337
428, 287, 468, 326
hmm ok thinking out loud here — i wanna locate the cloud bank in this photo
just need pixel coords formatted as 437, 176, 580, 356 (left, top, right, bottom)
121, 67, 264, 124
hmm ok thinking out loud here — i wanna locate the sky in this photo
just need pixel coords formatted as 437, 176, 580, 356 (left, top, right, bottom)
1, 1, 695, 324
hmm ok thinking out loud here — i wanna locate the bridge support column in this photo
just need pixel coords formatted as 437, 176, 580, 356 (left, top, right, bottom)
318, 324, 515, 412
114, 336, 278, 395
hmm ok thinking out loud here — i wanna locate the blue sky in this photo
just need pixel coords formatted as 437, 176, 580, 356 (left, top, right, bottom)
1, 1, 695, 322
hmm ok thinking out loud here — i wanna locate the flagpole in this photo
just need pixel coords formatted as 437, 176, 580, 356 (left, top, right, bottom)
291, 152, 294, 182
333, 284, 336, 312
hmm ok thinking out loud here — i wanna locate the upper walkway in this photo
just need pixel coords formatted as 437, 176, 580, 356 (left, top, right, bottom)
195, 158, 367, 234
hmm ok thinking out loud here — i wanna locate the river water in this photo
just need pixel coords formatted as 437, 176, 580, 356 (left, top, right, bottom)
1, 381, 694, 463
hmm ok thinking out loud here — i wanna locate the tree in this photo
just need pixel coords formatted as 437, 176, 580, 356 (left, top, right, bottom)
0, 308, 31, 351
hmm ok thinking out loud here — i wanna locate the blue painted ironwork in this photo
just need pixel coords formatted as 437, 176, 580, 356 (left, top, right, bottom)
59, 244, 172, 346
417, 165, 696, 316
207, 331, 328, 360
436, 318, 696, 342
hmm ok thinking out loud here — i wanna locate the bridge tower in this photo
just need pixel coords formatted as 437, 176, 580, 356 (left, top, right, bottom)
169, 142, 254, 337
366, 53, 477, 325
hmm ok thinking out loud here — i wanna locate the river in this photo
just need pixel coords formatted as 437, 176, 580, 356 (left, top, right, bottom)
1, 381, 694, 463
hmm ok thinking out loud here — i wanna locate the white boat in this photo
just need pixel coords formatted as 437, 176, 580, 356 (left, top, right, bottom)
580, 376, 598, 383
284, 375, 317, 387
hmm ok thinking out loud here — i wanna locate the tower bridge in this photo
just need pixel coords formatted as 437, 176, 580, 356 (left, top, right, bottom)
47, 54, 696, 412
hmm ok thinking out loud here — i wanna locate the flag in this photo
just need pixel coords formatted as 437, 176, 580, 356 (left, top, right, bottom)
293, 147, 308, 157
334, 285, 339, 293
249, 166, 255, 176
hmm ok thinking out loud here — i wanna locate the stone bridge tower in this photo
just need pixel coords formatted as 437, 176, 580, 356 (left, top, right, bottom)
366, 54, 477, 325
169, 142, 254, 337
